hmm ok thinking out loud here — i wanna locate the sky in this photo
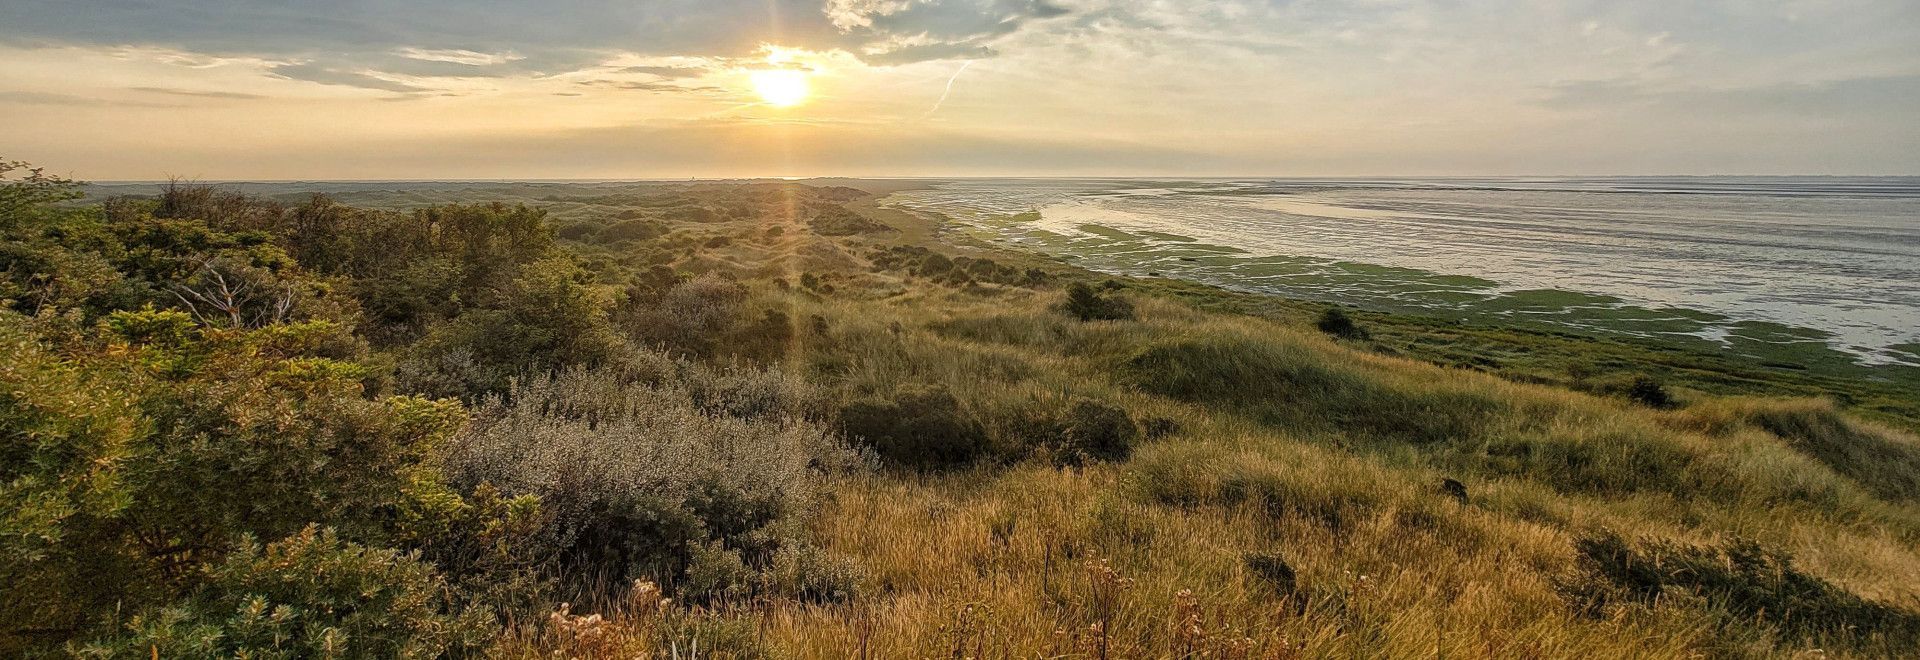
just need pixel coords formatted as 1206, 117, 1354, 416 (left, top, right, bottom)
1, 0, 1916, 180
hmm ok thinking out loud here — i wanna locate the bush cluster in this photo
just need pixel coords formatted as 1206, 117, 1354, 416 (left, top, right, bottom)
0, 162, 869, 655
868, 245, 1042, 287
446, 366, 861, 603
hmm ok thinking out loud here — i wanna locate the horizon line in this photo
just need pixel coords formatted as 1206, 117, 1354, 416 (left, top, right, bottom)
76, 173, 1920, 185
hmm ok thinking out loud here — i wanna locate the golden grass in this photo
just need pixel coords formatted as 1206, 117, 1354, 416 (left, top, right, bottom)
519, 274, 1920, 658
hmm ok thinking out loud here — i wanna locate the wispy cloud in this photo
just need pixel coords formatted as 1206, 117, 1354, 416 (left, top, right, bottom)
267, 63, 430, 94
0, 90, 179, 107
130, 86, 266, 100
397, 48, 524, 66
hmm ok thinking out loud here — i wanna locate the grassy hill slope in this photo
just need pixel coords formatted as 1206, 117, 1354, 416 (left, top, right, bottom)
7, 169, 1919, 657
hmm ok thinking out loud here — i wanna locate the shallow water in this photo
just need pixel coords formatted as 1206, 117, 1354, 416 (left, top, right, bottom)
880, 177, 1920, 366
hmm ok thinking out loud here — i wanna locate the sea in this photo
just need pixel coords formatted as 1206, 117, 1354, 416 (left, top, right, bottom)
877, 177, 1920, 366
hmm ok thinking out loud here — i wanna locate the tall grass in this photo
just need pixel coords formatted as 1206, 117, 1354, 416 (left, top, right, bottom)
512, 284, 1920, 658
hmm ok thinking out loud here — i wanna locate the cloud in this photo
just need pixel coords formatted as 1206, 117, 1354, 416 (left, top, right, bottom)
0, 90, 180, 108
617, 65, 712, 78
267, 63, 430, 94
130, 87, 267, 100
1538, 75, 1920, 118
397, 48, 524, 66
860, 39, 996, 65
0, 0, 1076, 72
308, 117, 1226, 178
576, 79, 724, 93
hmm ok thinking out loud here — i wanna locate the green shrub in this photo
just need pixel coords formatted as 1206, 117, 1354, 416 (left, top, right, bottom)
1062, 281, 1135, 321
730, 309, 794, 362
1626, 376, 1673, 409
682, 540, 754, 604
77, 527, 492, 659
840, 384, 990, 470
0, 315, 141, 647
1315, 307, 1369, 340
600, 218, 665, 242
400, 256, 625, 398
2, 306, 468, 653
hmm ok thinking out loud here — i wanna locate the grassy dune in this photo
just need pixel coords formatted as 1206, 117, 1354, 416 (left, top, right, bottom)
10, 174, 1918, 658
516, 199, 1920, 657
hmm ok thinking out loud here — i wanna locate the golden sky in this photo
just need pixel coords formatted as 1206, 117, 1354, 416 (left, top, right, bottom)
2, 1, 1916, 179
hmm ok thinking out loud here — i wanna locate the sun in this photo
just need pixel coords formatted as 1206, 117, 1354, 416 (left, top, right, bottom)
749, 69, 810, 107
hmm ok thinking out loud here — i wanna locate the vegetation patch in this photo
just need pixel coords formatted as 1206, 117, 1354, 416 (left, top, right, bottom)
1565, 530, 1920, 653
840, 384, 991, 470
1122, 333, 1500, 444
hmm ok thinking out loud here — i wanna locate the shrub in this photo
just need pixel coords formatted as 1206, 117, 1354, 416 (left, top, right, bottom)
555, 221, 603, 241
401, 256, 626, 398
76, 527, 492, 659
391, 476, 547, 622
0, 316, 141, 646
622, 272, 747, 358
1315, 307, 1369, 340
600, 218, 664, 242
916, 253, 954, 277
444, 367, 858, 603
1062, 281, 1134, 321
681, 541, 754, 604
763, 543, 863, 603
1058, 399, 1140, 465
840, 384, 989, 470
730, 308, 794, 362
1626, 376, 1673, 409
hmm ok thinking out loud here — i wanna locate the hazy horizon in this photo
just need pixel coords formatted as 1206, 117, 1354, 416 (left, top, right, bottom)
76, 174, 1920, 185
5, 1, 1919, 179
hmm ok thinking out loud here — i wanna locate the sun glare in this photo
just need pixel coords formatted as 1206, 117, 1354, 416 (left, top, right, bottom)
749, 69, 810, 107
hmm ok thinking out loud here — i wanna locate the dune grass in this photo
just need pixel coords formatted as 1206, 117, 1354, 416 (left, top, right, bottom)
502, 274, 1920, 657
18, 174, 1914, 658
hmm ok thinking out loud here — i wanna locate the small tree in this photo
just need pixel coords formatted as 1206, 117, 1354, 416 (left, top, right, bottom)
1315, 307, 1369, 340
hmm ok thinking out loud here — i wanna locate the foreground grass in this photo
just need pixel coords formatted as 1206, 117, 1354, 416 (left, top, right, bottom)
512, 277, 1920, 657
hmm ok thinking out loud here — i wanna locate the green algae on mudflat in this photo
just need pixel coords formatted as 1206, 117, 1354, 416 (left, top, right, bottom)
953, 208, 1904, 383
1076, 224, 1143, 240
1135, 230, 1199, 242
